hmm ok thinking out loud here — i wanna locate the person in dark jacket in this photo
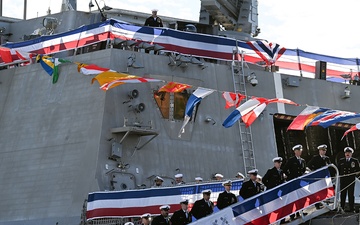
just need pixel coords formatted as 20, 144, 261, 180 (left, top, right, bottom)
239, 169, 262, 199
308, 144, 331, 171
144, 9, 163, 27
283, 144, 306, 181
337, 147, 360, 212
190, 189, 214, 219
262, 157, 285, 190
216, 180, 238, 209
170, 200, 192, 225
283, 144, 307, 220
140, 213, 151, 225
307, 144, 332, 209
152, 205, 171, 225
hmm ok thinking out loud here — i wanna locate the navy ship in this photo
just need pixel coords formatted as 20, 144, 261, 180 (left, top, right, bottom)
0, 0, 359, 224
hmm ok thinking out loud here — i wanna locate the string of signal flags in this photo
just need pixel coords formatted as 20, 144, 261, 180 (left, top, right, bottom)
35, 55, 360, 140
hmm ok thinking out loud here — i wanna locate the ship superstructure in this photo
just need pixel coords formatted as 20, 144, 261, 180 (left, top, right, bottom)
0, 1, 360, 225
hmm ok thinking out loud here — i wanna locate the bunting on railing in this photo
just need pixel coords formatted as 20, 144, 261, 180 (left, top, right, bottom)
1, 18, 359, 82
86, 180, 243, 220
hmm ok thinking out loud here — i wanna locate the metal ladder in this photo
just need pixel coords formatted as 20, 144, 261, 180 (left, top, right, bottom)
230, 47, 256, 174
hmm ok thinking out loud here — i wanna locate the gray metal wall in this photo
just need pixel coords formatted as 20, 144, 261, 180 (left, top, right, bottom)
0, 52, 107, 224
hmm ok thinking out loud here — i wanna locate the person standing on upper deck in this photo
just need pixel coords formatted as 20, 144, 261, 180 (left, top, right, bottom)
174, 173, 185, 185
144, 9, 163, 27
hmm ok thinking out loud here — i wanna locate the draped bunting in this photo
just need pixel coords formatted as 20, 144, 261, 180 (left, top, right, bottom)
246, 40, 286, 66
1, 18, 359, 83
86, 180, 243, 220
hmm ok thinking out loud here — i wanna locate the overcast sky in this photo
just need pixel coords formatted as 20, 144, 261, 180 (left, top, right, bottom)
3, 0, 360, 58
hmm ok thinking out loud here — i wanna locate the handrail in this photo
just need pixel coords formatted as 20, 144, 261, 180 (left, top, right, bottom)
191, 165, 338, 225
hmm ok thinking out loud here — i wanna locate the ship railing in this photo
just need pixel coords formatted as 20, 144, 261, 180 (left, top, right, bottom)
80, 165, 338, 225
190, 164, 339, 225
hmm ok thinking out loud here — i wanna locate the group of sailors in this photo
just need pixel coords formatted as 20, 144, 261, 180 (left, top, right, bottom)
153, 172, 243, 187
124, 144, 359, 224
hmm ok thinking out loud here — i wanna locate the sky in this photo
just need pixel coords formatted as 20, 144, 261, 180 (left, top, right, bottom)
3, 0, 360, 58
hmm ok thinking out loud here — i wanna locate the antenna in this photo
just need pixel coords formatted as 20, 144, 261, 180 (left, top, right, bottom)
23, 0, 27, 20
61, 0, 76, 12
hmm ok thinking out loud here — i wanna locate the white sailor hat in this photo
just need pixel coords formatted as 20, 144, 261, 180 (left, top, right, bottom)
202, 189, 212, 195
141, 213, 151, 219
344, 147, 354, 153
215, 173, 224, 178
195, 177, 203, 181
175, 173, 183, 178
159, 205, 170, 210
151, 9, 158, 12
247, 169, 258, 175
155, 176, 164, 182
180, 199, 189, 204
222, 180, 232, 186
124, 223, 134, 225
273, 157, 283, 163
317, 144, 327, 150
236, 172, 245, 178
292, 144, 303, 151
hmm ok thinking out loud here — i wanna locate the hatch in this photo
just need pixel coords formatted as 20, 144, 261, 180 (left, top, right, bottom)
273, 113, 360, 164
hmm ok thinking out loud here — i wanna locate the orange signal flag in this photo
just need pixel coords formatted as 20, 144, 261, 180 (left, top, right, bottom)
92, 71, 163, 91
91, 71, 138, 87
158, 81, 191, 93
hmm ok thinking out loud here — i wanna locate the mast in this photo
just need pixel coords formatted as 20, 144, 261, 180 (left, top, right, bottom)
23, 0, 27, 19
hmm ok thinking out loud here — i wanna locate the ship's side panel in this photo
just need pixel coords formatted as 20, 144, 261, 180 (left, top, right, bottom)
0, 52, 107, 225
95, 49, 282, 188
